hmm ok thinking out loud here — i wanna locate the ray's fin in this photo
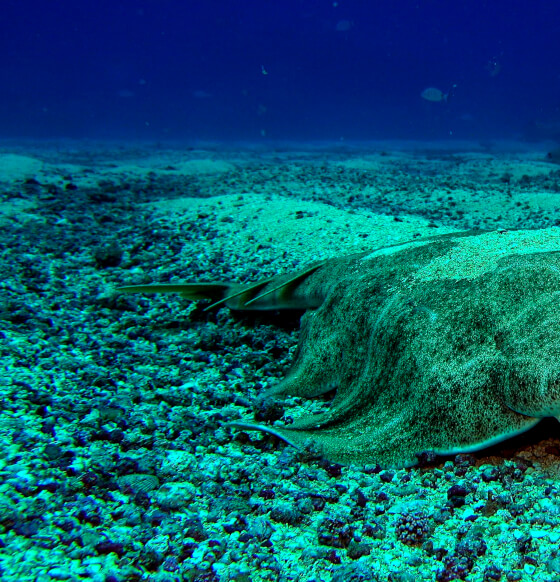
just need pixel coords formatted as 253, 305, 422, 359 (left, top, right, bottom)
203, 279, 272, 311
117, 278, 287, 311
117, 282, 232, 302
117, 281, 262, 310
118, 261, 325, 311
243, 263, 323, 306
226, 421, 305, 450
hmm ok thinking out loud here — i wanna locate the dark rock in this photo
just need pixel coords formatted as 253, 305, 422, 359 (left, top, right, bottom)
454, 454, 476, 468
94, 242, 123, 268
346, 539, 371, 559
270, 503, 301, 525
380, 470, 395, 483
318, 518, 354, 548
309, 494, 326, 511
95, 541, 125, 557
362, 520, 385, 540
456, 533, 487, 557
481, 466, 499, 482
447, 484, 468, 507
319, 459, 343, 478
353, 489, 368, 508
258, 488, 275, 500
332, 562, 378, 581
13, 519, 41, 537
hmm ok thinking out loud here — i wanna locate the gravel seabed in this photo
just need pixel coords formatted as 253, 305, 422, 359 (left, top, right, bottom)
2, 141, 560, 582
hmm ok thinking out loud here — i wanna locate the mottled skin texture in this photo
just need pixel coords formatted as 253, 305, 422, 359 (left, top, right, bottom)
120, 231, 560, 467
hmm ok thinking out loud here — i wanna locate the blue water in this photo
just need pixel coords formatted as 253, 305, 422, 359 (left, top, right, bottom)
2, 0, 560, 142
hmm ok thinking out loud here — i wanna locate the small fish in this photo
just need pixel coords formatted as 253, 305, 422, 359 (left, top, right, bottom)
485, 56, 502, 77
192, 90, 212, 99
421, 85, 456, 103
335, 19, 353, 32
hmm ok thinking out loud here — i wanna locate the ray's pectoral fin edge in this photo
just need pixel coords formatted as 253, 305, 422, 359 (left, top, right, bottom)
226, 420, 327, 457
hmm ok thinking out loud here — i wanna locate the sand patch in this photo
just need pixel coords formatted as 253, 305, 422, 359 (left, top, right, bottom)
0, 154, 44, 182
147, 192, 458, 262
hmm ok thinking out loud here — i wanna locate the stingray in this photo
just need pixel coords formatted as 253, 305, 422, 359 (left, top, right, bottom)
118, 230, 560, 467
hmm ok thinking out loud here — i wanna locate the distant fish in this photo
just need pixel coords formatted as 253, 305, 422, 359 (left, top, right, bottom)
335, 19, 353, 32
117, 89, 135, 98
192, 90, 212, 99
458, 112, 475, 123
421, 85, 456, 103
485, 55, 502, 77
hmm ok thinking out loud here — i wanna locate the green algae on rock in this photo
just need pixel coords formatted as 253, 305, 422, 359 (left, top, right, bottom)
120, 228, 560, 467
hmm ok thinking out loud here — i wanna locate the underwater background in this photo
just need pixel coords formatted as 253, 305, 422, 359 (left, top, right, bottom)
3, 2, 560, 582
2, 0, 560, 142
